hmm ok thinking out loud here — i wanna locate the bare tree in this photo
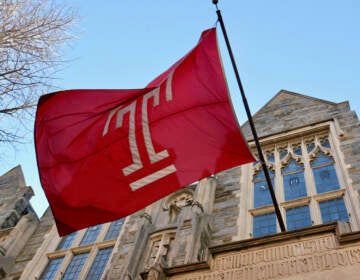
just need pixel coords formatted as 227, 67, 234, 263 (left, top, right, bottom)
0, 0, 77, 145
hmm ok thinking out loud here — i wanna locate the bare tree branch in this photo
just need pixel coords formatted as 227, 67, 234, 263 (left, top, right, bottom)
0, 0, 78, 150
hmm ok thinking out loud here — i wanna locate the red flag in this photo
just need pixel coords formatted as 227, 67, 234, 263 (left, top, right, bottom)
35, 28, 254, 236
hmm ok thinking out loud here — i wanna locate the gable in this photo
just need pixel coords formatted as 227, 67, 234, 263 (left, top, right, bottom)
241, 90, 350, 140
0, 165, 26, 189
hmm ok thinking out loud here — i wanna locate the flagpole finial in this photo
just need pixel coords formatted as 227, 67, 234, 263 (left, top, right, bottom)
212, 0, 218, 4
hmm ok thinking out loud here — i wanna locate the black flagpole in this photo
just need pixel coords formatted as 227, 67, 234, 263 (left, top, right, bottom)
212, 0, 286, 232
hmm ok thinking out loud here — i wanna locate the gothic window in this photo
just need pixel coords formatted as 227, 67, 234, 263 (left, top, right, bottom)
85, 247, 113, 280
250, 130, 354, 239
57, 231, 77, 250
282, 159, 307, 201
38, 257, 64, 280
319, 198, 349, 223
104, 218, 124, 241
311, 152, 340, 194
286, 205, 311, 230
253, 169, 275, 208
253, 213, 276, 238
62, 252, 89, 280
80, 225, 101, 246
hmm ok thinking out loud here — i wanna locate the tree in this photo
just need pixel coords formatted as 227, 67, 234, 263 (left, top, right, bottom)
0, 0, 77, 145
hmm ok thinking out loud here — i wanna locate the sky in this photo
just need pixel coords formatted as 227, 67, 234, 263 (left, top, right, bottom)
1, 1, 359, 217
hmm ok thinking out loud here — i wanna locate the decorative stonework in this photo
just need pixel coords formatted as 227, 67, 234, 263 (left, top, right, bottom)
170, 234, 360, 280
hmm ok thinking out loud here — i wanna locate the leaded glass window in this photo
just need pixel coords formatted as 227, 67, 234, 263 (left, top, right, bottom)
39, 257, 64, 280
57, 231, 77, 250
80, 225, 101, 246
286, 205, 311, 230
320, 198, 349, 223
311, 152, 340, 193
104, 219, 124, 241
253, 169, 275, 208
85, 247, 113, 280
62, 252, 89, 280
253, 213, 276, 237
282, 159, 307, 201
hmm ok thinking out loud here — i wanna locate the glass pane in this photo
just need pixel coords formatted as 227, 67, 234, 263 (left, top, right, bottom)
282, 159, 303, 174
39, 257, 64, 280
286, 205, 311, 230
253, 179, 275, 208
320, 138, 331, 148
313, 165, 340, 193
85, 247, 113, 280
104, 219, 124, 241
266, 152, 275, 162
283, 173, 307, 201
62, 252, 89, 280
57, 232, 77, 250
254, 169, 275, 181
320, 198, 349, 223
80, 225, 101, 246
310, 152, 334, 167
292, 144, 302, 156
253, 213, 276, 237
306, 142, 315, 153
279, 148, 288, 160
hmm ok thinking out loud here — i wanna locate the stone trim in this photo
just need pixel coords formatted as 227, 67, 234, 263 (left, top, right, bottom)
248, 120, 332, 147
280, 197, 311, 209
313, 189, 346, 202
209, 222, 339, 255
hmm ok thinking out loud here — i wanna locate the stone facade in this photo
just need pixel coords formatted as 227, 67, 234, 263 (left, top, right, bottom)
0, 166, 39, 279
1, 90, 360, 280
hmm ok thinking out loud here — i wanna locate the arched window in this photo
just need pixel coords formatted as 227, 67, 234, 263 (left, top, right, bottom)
253, 169, 275, 208
282, 159, 307, 201
311, 152, 340, 194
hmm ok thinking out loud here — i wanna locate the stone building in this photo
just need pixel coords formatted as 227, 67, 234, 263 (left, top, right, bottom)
1, 90, 360, 279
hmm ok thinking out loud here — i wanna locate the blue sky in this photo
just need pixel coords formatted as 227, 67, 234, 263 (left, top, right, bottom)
1, 1, 359, 216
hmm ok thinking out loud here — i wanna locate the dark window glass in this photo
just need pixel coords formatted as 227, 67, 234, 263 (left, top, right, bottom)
57, 231, 77, 250
62, 252, 89, 280
253, 213, 276, 237
320, 198, 349, 223
39, 257, 64, 280
104, 219, 124, 241
80, 225, 101, 246
286, 205, 312, 230
253, 169, 275, 208
85, 247, 113, 280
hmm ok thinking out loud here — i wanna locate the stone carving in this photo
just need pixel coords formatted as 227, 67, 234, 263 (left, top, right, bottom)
169, 235, 360, 280
145, 233, 174, 270
163, 190, 194, 223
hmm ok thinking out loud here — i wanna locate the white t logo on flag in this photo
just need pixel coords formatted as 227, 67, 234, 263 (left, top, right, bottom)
102, 72, 176, 191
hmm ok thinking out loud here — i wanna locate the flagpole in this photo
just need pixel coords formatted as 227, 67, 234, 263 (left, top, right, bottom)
212, 0, 286, 232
